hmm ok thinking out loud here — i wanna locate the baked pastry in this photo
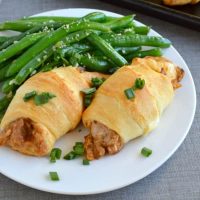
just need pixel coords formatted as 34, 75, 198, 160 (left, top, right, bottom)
82, 57, 184, 160
0, 67, 107, 156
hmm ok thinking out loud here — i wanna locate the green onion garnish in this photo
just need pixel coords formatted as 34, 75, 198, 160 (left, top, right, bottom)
50, 148, 62, 163
23, 91, 37, 102
81, 87, 96, 95
34, 92, 56, 106
84, 98, 91, 107
49, 172, 59, 181
63, 151, 77, 160
91, 77, 105, 88
83, 159, 90, 165
124, 88, 135, 99
73, 145, 84, 156
141, 147, 152, 157
134, 78, 145, 89
50, 149, 56, 163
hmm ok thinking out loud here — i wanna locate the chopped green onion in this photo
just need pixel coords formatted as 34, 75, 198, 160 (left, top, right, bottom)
63, 151, 77, 160
34, 92, 56, 106
84, 94, 93, 107
81, 87, 96, 95
73, 145, 84, 156
55, 148, 62, 159
83, 159, 90, 165
50, 149, 56, 163
49, 171, 59, 181
134, 78, 145, 89
23, 91, 37, 102
124, 88, 135, 99
50, 148, 62, 162
141, 147, 152, 157
75, 142, 83, 146
91, 77, 105, 88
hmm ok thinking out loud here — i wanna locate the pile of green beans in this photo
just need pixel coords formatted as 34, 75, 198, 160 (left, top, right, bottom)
0, 12, 171, 116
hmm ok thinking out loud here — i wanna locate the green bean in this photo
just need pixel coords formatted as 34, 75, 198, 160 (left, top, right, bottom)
73, 53, 112, 73
101, 33, 171, 48
115, 46, 142, 55
14, 46, 54, 85
125, 48, 163, 61
0, 58, 12, 69
104, 15, 134, 30
6, 20, 110, 77
1, 76, 17, 94
0, 32, 45, 64
0, 65, 9, 81
87, 32, 127, 67
0, 23, 60, 51
21, 16, 77, 23
0, 12, 107, 32
83, 12, 106, 22
22, 12, 106, 24
0, 95, 12, 112
0, 20, 42, 31
133, 26, 150, 35
0, 36, 11, 44
61, 30, 92, 46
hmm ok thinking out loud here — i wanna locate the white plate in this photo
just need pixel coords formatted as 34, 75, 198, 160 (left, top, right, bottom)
0, 8, 196, 195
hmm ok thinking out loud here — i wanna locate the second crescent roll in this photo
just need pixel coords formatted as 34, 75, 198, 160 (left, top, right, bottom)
0, 67, 107, 156
82, 57, 184, 160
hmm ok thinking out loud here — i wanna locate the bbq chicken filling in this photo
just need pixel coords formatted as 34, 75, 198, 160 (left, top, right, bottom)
84, 121, 123, 160
0, 118, 53, 156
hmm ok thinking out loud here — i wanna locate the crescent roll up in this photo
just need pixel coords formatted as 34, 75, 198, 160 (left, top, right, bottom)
82, 57, 184, 160
0, 66, 107, 156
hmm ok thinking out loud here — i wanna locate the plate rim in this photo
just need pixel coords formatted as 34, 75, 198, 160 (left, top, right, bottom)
0, 8, 196, 195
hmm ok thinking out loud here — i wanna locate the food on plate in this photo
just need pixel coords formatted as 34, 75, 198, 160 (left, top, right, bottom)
82, 56, 184, 160
0, 11, 178, 160
0, 12, 172, 122
0, 67, 107, 156
163, 0, 200, 6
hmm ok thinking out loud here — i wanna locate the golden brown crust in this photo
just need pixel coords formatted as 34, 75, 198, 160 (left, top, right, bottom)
0, 67, 107, 156
83, 57, 184, 160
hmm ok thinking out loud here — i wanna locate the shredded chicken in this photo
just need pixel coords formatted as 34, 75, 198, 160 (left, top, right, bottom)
84, 121, 123, 160
0, 118, 50, 156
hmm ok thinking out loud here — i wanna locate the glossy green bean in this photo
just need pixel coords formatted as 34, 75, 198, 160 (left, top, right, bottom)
0, 32, 45, 64
75, 53, 112, 73
87, 32, 127, 66
0, 65, 9, 81
1, 76, 17, 94
125, 48, 163, 61
102, 33, 171, 48
104, 15, 134, 30
22, 12, 106, 23
115, 46, 142, 55
14, 46, 54, 85
6, 21, 110, 77
0, 23, 60, 51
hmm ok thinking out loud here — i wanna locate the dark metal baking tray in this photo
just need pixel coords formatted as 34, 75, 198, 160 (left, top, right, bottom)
101, 0, 200, 31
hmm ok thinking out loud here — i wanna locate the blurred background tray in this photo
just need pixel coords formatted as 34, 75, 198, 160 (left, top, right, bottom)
101, 0, 200, 31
